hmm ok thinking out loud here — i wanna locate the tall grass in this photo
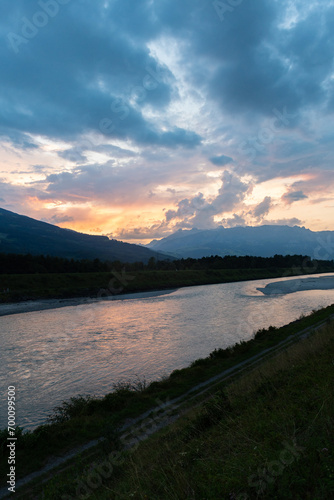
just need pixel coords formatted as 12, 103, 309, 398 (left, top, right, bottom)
78, 321, 333, 499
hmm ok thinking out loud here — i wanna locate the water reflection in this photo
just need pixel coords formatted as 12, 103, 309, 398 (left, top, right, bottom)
0, 273, 334, 430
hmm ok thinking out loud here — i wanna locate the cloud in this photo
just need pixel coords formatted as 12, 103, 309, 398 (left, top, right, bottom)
253, 196, 272, 219
2, 1, 334, 148
220, 213, 247, 228
92, 144, 136, 158
210, 155, 234, 167
165, 171, 251, 229
0, 180, 47, 216
165, 193, 206, 222
46, 214, 74, 225
113, 222, 171, 242
3, 131, 38, 150
58, 147, 89, 164
282, 190, 308, 204
0, 0, 201, 149
40, 158, 195, 209
281, 171, 334, 202
32, 165, 48, 173
57, 142, 138, 165
186, 0, 334, 120
210, 170, 252, 213
262, 217, 303, 227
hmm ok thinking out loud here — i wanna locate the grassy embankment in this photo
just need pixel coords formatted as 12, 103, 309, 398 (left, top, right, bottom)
73, 312, 333, 500
1, 304, 334, 498
0, 265, 332, 303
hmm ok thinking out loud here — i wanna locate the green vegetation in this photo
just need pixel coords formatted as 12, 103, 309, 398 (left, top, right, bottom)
0, 252, 333, 303
1, 305, 334, 498
0, 271, 113, 302
77, 319, 332, 500
1, 251, 333, 275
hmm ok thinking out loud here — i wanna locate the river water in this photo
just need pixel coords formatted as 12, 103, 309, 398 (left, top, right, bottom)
1, 273, 334, 430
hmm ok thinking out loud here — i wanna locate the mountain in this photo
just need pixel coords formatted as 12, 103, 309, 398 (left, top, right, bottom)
146, 225, 334, 260
0, 208, 167, 263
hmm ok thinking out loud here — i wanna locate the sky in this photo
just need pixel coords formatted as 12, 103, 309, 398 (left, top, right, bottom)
1, 0, 334, 244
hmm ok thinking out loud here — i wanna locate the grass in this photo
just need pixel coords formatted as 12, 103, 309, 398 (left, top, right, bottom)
1, 304, 334, 497
37, 317, 334, 499
0, 266, 331, 303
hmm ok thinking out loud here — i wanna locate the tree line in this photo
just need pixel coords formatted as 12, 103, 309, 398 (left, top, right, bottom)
0, 252, 333, 274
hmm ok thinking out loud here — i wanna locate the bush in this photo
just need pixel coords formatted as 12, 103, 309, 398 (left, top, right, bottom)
209, 346, 233, 359
47, 395, 93, 424
254, 325, 278, 341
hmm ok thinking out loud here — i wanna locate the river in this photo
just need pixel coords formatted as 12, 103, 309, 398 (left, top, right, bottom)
1, 273, 334, 430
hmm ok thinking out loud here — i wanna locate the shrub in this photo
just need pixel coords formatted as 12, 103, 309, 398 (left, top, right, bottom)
47, 395, 93, 424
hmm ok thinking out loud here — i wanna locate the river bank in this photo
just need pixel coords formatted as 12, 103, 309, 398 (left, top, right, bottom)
0, 289, 176, 317
1, 267, 333, 317
1, 304, 334, 499
3, 273, 334, 435
257, 275, 334, 295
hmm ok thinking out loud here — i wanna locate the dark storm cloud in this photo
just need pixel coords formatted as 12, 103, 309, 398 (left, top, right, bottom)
215, 2, 333, 118
152, 0, 334, 120
1, 0, 201, 148
2, 0, 333, 149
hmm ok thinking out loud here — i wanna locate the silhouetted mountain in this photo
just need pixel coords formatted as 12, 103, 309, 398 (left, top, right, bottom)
0, 208, 167, 263
147, 226, 334, 260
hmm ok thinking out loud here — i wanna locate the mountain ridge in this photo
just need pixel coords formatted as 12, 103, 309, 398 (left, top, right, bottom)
146, 225, 334, 260
0, 208, 167, 263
